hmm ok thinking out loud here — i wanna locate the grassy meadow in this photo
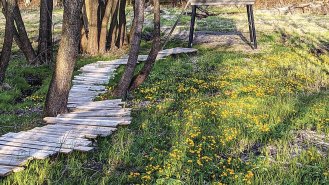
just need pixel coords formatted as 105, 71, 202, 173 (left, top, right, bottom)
0, 6, 329, 185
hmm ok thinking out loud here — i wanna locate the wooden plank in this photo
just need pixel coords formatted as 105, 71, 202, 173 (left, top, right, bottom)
29, 128, 99, 139
96, 59, 128, 65
0, 154, 30, 167
74, 76, 109, 81
67, 102, 124, 107
58, 110, 130, 118
69, 108, 130, 114
34, 127, 112, 138
73, 78, 109, 82
0, 140, 72, 154
71, 85, 106, 89
77, 74, 112, 78
18, 129, 94, 141
0, 165, 25, 176
0, 145, 54, 159
45, 117, 131, 122
72, 80, 106, 85
158, 47, 198, 57
190, 0, 255, 5
2, 132, 92, 146
58, 116, 132, 121
44, 117, 130, 127
71, 99, 122, 103
0, 137, 92, 152
45, 124, 117, 133
44, 118, 125, 127
69, 106, 124, 111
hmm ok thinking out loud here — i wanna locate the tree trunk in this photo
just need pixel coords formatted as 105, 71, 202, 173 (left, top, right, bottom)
98, 0, 117, 53
13, 4, 39, 65
112, 0, 144, 98
116, 0, 127, 48
128, 1, 135, 43
80, 2, 88, 53
0, 0, 15, 84
129, 0, 161, 91
38, 0, 53, 64
85, 0, 99, 55
107, 0, 119, 49
1, 1, 39, 65
44, 0, 83, 117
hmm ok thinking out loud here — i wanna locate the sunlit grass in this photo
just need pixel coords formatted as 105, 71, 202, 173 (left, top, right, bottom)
1, 7, 329, 185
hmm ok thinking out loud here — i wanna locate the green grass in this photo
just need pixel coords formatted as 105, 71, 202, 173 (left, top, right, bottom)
1, 7, 329, 185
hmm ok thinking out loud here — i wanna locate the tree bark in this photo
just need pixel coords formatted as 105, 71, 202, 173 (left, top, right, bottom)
1, 1, 39, 65
85, 0, 99, 55
98, 0, 117, 53
13, 4, 39, 65
0, 0, 15, 84
44, 0, 83, 117
107, 0, 119, 49
112, 0, 144, 98
129, 0, 161, 91
116, 0, 127, 48
80, 2, 88, 53
38, 0, 53, 64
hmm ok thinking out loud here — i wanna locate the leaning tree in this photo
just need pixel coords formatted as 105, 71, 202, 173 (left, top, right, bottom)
113, 0, 162, 97
44, 0, 83, 117
0, 0, 15, 85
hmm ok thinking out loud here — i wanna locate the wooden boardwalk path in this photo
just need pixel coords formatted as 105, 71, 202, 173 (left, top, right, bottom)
0, 47, 197, 177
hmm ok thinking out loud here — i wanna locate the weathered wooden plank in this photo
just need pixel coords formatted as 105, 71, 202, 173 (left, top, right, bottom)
45, 116, 131, 122
0, 154, 30, 167
44, 118, 122, 127
96, 59, 128, 65
69, 108, 130, 114
72, 80, 106, 85
2, 132, 92, 146
74, 76, 109, 81
158, 47, 198, 57
0, 145, 54, 159
45, 124, 117, 133
0, 140, 72, 154
0, 165, 25, 176
35, 127, 112, 138
71, 85, 106, 89
69, 106, 124, 111
44, 117, 130, 127
0, 137, 91, 152
58, 110, 130, 118
67, 102, 124, 107
58, 116, 132, 121
29, 128, 98, 139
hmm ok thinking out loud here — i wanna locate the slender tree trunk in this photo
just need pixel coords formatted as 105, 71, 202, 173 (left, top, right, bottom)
107, 0, 119, 49
13, 4, 39, 65
128, 1, 135, 43
98, 0, 117, 53
1, 1, 39, 65
112, 0, 144, 97
116, 0, 127, 47
44, 0, 83, 117
85, 0, 99, 55
38, 0, 53, 64
0, 0, 15, 84
129, 0, 161, 91
80, 2, 88, 53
